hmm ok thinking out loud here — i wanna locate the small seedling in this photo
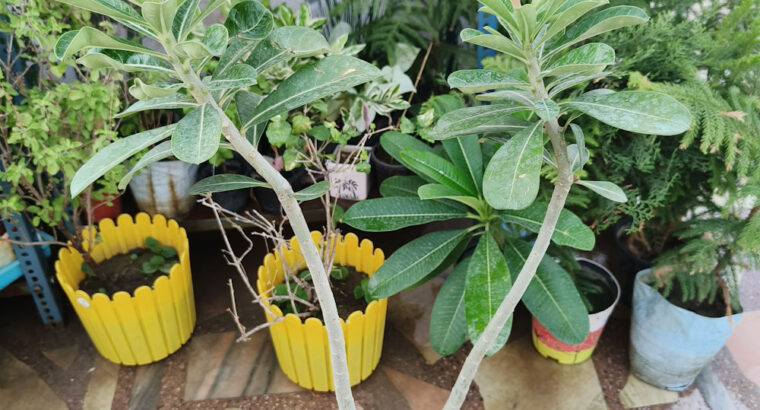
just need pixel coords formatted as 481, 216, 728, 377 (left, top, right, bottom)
129, 253, 138, 261
299, 270, 312, 281
353, 278, 374, 304
81, 262, 95, 278
273, 282, 308, 314
98, 287, 108, 295
330, 266, 349, 280
140, 237, 179, 275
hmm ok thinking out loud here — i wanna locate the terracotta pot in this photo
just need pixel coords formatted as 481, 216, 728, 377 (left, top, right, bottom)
256, 231, 388, 391
90, 195, 122, 222
55, 213, 195, 365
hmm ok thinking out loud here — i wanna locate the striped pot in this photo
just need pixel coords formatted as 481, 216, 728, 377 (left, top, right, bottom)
55, 213, 195, 365
532, 258, 621, 364
256, 231, 388, 391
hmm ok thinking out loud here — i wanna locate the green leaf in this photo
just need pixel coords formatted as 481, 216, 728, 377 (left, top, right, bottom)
430, 105, 530, 140
379, 175, 426, 198
567, 143, 589, 172
369, 229, 470, 298
172, 0, 200, 40
128, 79, 182, 100
171, 103, 222, 164
174, 24, 228, 58
215, 38, 258, 76
379, 131, 433, 168
115, 93, 197, 118
503, 240, 589, 344
465, 233, 512, 355
563, 91, 691, 135
55, 28, 163, 62
447, 70, 528, 93
343, 197, 466, 232
548, 71, 610, 97
71, 125, 175, 197
500, 201, 595, 250
442, 136, 483, 194
294, 181, 330, 201
400, 150, 477, 196
541, 0, 607, 45
417, 184, 482, 210
208, 64, 257, 90
576, 180, 627, 202
429, 257, 469, 356
246, 26, 330, 72
55, 0, 145, 25
235, 90, 265, 146
534, 98, 560, 121
543, 42, 614, 77
118, 141, 173, 189
189, 174, 268, 194
242, 55, 380, 130
476, 89, 533, 105
552, 6, 649, 55
460, 28, 525, 61
224, 0, 274, 40
483, 121, 544, 210
141, 0, 176, 34
77, 48, 173, 74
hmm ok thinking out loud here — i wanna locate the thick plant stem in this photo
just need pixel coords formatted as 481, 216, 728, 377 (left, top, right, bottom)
172, 62, 356, 410
443, 55, 574, 409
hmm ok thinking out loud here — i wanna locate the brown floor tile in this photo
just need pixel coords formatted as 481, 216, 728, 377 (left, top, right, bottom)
381, 366, 450, 410
0, 345, 67, 410
726, 311, 760, 386
83, 355, 120, 410
42, 346, 78, 371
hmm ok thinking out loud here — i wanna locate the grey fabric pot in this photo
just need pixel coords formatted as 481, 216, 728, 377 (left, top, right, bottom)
629, 269, 742, 391
129, 161, 198, 219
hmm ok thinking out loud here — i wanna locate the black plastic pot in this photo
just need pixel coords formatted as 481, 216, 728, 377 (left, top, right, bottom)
253, 167, 308, 215
198, 153, 253, 213
613, 218, 653, 305
370, 145, 411, 186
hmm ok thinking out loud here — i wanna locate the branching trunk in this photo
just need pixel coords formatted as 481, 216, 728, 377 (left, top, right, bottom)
172, 63, 356, 409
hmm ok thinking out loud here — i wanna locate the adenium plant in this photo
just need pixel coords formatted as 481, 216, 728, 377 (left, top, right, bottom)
54, 0, 382, 407
345, 0, 691, 407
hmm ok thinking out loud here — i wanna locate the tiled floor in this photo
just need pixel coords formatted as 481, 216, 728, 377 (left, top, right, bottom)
0, 227, 757, 409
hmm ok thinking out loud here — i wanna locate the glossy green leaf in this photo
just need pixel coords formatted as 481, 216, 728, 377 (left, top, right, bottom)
208, 64, 257, 90
543, 42, 614, 77
71, 125, 175, 197
447, 70, 528, 93
172, 0, 200, 40
128, 79, 182, 100
465, 233, 512, 355
115, 93, 197, 118
500, 201, 595, 250
476, 89, 533, 105
343, 197, 466, 232
567, 143, 589, 172
534, 98, 560, 121
548, 71, 609, 97
242, 55, 380, 130
552, 6, 649, 55
429, 105, 530, 140
77, 49, 173, 74
141, 0, 176, 34
118, 141, 172, 189
400, 150, 477, 196
224, 0, 274, 40
430, 257, 469, 356
541, 0, 607, 45
55, 0, 145, 25
442, 135, 483, 194
294, 181, 330, 201
504, 240, 589, 344
247, 26, 330, 72
576, 180, 627, 202
171, 103, 222, 164
563, 91, 691, 135
460, 28, 525, 61
483, 121, 544, 210
235, 90, 265, 146
215, 38, 258, 75
379, 175, 426, 198
174, 24, 228, 58
55, 28, 163, 62
368, 229, 469, 298
189, 174, 268, 194
379, 131, 433, 168
417, 184, 482, 211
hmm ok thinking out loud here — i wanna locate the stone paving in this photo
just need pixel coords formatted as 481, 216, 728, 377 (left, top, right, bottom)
0, 229, 758, 410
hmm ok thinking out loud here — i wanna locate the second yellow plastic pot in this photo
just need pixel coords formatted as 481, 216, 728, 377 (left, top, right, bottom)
256, 231, 388, 391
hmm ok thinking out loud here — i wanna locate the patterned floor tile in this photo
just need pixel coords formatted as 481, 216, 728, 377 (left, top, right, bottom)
619, 374, 678, 408
128, 360, 166, 410
42, 346, 78, 371
83, 355, 120, 410
381, 366, 450, 410
0, 345, 67, 410
388, 278, 444, 365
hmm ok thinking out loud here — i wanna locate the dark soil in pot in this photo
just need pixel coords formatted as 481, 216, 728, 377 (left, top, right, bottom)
274, 267, 370, 321
79, 247, 179, 295
576, 260, 618, 314
198, 153, 253, 213
614, 219, 654, 305
656, 278, 739, 318
253, 166, 308, 215
371, 144, 411, 185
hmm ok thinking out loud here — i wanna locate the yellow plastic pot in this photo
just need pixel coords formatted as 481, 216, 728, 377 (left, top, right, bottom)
55, 213, 195, 365
256, 231, 388, 391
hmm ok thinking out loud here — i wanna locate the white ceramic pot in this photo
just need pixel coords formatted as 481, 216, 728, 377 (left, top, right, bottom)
325, 145, 372, 201
129, 161, 198, 219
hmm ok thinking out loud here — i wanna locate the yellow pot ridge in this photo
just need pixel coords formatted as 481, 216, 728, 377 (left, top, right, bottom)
256, 231, 388, 391
55, 213, 195, 365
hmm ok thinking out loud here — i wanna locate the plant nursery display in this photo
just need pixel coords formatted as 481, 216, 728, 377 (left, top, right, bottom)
345, 0, 691, 406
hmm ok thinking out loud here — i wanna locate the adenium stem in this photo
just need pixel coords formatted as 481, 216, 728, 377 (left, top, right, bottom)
444, 56, 574, 409
168, 58, 356, 409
